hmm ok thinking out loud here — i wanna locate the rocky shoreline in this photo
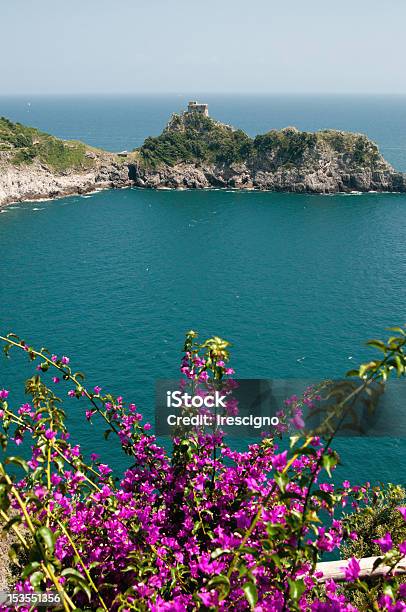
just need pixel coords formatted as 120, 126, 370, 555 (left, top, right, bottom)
128, 158, 406, 194
0, 152, 130, 208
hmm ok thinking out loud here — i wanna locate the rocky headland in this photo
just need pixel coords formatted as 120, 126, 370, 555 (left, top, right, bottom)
0, 116, 129, 207
130, 109, 406, 193
1, 106, 406, 207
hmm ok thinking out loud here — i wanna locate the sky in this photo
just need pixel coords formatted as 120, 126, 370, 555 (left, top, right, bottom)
1, 0, 406, 95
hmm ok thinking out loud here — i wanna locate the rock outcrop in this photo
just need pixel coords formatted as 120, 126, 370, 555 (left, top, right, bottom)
129, 113, 406, 194
0, 150, 129, 207
0, 117, 130, 206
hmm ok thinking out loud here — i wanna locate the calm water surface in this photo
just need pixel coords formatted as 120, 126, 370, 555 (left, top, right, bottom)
0, 95, 405, 483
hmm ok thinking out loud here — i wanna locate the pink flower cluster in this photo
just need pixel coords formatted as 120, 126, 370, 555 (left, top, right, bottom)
0, 334, 405, 612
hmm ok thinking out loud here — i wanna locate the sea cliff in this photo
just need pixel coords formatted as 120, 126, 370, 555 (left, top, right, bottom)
129, 111, 406, 193
1, 109, 406, 206
0, 117, 128, 206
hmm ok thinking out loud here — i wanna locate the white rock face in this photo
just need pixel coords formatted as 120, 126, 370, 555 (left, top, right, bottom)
0, 153, 130, 207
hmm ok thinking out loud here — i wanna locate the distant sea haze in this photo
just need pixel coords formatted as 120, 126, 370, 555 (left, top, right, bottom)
1, 94, 406, 170
0, 94, 405, 486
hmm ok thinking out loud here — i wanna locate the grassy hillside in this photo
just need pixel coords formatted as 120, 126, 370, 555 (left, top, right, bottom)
0, 117, 95, 172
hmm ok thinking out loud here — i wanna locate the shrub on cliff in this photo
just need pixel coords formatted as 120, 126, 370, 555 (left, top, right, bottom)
137, 112, 385, 174
0, 117, 94, 171
0, 328, 405, 611
139, 115, 252, 167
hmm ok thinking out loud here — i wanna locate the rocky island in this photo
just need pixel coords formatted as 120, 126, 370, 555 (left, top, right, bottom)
1, 102, 406, 206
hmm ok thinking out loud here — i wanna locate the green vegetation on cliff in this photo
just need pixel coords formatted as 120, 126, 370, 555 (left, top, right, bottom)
0, 116, 94, 172
139, 113, 252, 167
137, 113, 382, 169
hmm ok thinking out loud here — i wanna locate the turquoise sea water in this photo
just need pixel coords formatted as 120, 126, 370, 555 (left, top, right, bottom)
0, 95, 405, 484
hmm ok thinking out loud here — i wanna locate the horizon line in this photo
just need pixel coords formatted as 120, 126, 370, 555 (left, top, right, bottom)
2, 91, 406, 98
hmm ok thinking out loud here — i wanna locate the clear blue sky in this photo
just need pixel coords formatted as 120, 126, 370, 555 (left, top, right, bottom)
1, 0, 406, 95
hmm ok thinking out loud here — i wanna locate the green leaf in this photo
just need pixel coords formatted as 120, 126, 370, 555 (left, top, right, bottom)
211, 548, 231, 559
61, 567, 86, 579
274, 472, 288, 492
0, 483, 10, 511
290, 435, 300, 448
366, 340, 387, 353
383, 584, 394, 600
22, 561, 41, 579
5, 456, 29, 472
266, 523, 285, 537
3, 515, 22, 532
8, 542, 22, 565
62, 568, 92, 601
387, 326, 406, 336
30, 570, 44, 589
269, 553, 282, 568
395, 355, 405, 376
207, 574, 230, 599
243, 581, 258, 609
313, 490, 334, 506
322, 454, 338, 477
35, 526, 55, 555
288, 577, 305, 601
359, 361, 377, 379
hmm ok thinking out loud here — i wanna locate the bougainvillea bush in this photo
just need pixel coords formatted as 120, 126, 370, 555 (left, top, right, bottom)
0, 329, 405, 611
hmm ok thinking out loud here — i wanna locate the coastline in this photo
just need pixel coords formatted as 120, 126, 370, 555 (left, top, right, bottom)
2, 109, 406, 206
0, 154, 130, 209
0, 182, 129, 209
1, 182, 405, 211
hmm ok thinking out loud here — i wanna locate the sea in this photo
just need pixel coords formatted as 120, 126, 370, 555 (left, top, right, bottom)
0, 94, 405, 485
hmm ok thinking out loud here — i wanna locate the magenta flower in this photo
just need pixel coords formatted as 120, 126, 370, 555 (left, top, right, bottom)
61, 356, 70, 365
372, 532, 393, 553
68, 390, 75, 397
13, 433, 23, 446
291, 411, 305, 430
45, 429, 56, 440
341, 557, 360, 581
199, 590, 219, 607
98, 464, 112, 476
397, 506, 406, 521
0, 389, 9, 400
144, 423, 152, 430
51, 473, 62, 485
94, 386, 102, 394
271, 450, 288, 472
52, 377, 60, 383
378, 594, 393, 610
90, 453, 100, 462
